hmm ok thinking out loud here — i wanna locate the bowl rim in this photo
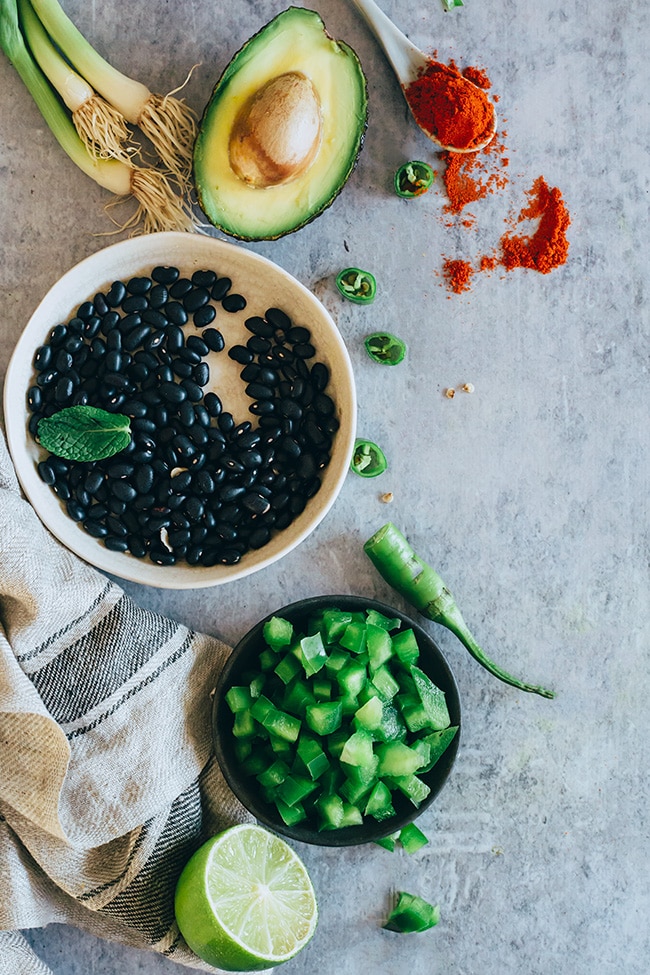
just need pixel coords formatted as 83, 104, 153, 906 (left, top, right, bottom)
213, 594, 461, 847
3, 232, 356, 589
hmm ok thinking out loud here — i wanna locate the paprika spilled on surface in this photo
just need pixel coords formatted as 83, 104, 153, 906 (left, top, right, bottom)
404, 60, 495, 151
431, 61, 571, 291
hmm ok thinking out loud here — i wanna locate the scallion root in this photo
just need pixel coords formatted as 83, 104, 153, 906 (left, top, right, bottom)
138, 91, 197, 181
73, 94, 135, 159
128, 166, 199, 234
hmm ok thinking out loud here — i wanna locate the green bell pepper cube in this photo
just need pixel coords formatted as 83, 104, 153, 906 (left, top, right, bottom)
388, 773, 431, 807
256, 759, 291, 789
417, 726, 459, 772
322, 608, 353, 642
340, 728, 375, 767
232, 709, 257, 740
263, 615, 294, 650
261, 707, 301, 743
315, 793, 345, 830
364, 780, 396, 821
366, 609, 402, 631
353, 695, 384, 732
275, 797, 307, 826
300, 631, 328, 676
410, 666, 450, 730
225, 685, 253, 713
305, 700, 343, 736
391, 629, 420, 667
277, 773, 318, 807
274, 652, 302, 685
339, 621, 367, 654
371, 664, 400, 701
366, 623, 394, 673
376, 741, 424, 777
383, 891, 440, 932
399, 823, 429, 854
297, 735, 330, 780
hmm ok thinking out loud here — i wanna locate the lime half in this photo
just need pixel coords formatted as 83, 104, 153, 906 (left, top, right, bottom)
174, 824, 318, 971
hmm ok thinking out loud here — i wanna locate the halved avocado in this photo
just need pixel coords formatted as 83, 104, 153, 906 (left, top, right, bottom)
193, 7, 368, 241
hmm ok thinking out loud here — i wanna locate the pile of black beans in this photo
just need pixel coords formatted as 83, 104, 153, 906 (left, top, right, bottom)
27, 265, 339, 567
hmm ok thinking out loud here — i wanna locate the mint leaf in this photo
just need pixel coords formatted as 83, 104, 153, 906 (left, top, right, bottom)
37, 406, 132, 462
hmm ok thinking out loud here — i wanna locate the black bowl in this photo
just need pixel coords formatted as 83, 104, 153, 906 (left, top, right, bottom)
213, 595, 461, 846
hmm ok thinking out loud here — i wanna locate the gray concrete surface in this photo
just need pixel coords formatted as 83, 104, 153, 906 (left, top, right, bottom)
1, 0, 648, 973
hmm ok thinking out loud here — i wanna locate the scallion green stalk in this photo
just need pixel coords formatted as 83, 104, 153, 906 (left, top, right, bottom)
0, 0, 197, 233
17, 0, 132, 159
29, 0, 196, 178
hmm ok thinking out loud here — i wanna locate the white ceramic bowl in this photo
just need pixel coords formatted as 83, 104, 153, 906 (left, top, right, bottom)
4, 232, 356, 589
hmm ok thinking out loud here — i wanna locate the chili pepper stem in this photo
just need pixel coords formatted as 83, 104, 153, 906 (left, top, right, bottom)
364, 523, 555, 700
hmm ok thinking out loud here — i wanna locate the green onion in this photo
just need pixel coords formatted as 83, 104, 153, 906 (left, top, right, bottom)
30, 0, 196, 179
336, 267, 377, 304
0, 0, 196, 233
17, 0, 130, 159
394, 161, 435, 198
364, 332, 407, 365
351, 439, 387, 478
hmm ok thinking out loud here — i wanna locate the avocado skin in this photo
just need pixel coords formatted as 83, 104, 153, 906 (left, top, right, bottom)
193, 7, 368, 242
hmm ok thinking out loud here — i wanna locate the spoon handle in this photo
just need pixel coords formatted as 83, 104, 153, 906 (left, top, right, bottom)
348, 0, 427, 86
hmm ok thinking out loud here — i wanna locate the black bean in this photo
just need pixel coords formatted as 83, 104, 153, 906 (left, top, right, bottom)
194, 470, 215, 494
194, 404, 210, 428
64, 335, 84, 354
48, 324, 67, 346
293, 342, 316, 358
201, 392, 220, 417
211, 276, 231, 300
106, 515, 129, 537
68, 317, 85, 336
164, 324, 185, 352
169, 278, 193, 298
150, 549, 177, 565
177, 347, 201, 365
84, 470, 105, 495
119, 313, 143, 335
106, 281, 126, 307
158, 381, 186, 404
33, 345, 52, 371
184, 496, 205, 522
228, 345, 253, 364
121, 399, 148, 418
183, 287, 210, 313
84, 519, 109, 538
127, 276, 152, 295
242, 492, 271, 515
265, 307, 292, 331
172, 358, 194, 380
183, 334, 207, 356
222, 293, 246, 313
144, 330, 166, 352
37, 460, 56, 485
287, 326, 311, 344
152, 265, 179, 284
165, 302, 188, 326
243, 317, 273, 339
128, 535, 147, 558
82, 316, 101, 338
176, 399, 195, 426
193, 362, 210, 387
279, 398, 303, 420
310, 361, 330, 391
250, 400, 275, 416
135, 464, 154, 494
142, 308, 168, 329
122, 294, 149, 314
155, 365, 174, 384
249, 527, 272, 549
54, 377, 74, 402
101, 311, 121, 335
27, 386, 42, 411
148, 284, 169, 308
181, 379, 203, 402
247, 335, 272, 355
94, 293, 109, 316
245, 382, 273, 400
279, 436, 302, 459
193, 305, 216, 329
123, 324, 151, 351
105, 536, 130, 552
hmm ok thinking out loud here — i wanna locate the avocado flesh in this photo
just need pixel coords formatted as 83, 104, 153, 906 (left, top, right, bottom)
193, 7, 368, 241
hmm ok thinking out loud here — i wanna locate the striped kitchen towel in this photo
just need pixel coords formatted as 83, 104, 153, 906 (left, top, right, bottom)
0, 427, 253, 975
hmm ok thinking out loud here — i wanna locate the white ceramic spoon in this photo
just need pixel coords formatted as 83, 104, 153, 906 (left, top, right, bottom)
349, 0, 497, 153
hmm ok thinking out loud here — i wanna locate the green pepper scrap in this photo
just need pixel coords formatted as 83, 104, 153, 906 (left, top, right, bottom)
336, 267, 377, 304
364, 332, 406, 366
441, 0, 463, 11
394, 161, 435, 199
383, 891, 440, 933
350, 439, 387, 478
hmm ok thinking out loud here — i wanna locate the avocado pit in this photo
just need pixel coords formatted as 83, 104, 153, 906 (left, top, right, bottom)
229, 71, 323, 188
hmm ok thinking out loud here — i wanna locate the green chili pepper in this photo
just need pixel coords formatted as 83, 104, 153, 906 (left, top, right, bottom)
350, 439, 387, 477
364, 332, 406, 366
394, 161, 435, 199
336, 267, 377, 304
364, 522, 555, 699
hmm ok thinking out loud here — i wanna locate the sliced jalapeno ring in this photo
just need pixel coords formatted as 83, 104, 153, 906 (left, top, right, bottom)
364, 331, 407, 366
394, 161, 435, 199
350, 438, 387, 478
336, 267, 377, 304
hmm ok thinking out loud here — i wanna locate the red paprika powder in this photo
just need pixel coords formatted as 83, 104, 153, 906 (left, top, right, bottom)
404, 60, 495, 151
500, 176, 571, 273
